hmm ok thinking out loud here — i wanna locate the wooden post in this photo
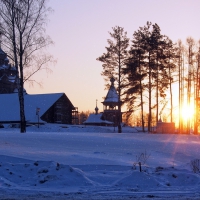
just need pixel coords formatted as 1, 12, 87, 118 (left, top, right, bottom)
139, 162, 142, 172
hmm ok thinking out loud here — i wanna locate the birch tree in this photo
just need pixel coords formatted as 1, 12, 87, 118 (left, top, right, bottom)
0, 0, 53, 132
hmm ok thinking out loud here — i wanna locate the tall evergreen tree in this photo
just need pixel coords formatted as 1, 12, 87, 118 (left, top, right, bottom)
97, 26, 129, 133
124, 22, 174, 131
143, 23, 172, 129
163, 37, 177, 122
151, 23, 168, 123
141, 22, 154, 131
123, 27, 146, 131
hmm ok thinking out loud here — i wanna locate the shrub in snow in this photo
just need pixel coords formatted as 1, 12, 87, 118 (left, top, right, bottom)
56, 162, 60, 170
133, 150, 151, 172
190, 159, 200, 173
69, 166, 74, 172
172, 174, 177, 178
136, 150, 151, 165
166, 182, 171, 186
39, 179, 47, 184
34, 162, 39, 166
155, 166, 164, 172
37, 168, 49, 174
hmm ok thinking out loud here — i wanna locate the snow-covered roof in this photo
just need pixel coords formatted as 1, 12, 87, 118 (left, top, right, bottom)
10, 66, 17, 71
0, 74, 16, 83
103, 85, 119, 103
8, 75, 16, 83
0, 64, 8, 70
83, 113, 113, 125
0, 93, 67, 123
102, 77, 119, 104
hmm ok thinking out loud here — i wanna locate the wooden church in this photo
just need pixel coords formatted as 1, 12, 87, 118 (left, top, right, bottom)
101, 77, 120, 126
84, 77, 121, 126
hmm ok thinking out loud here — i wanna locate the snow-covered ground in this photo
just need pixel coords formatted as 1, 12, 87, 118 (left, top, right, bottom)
0, 124, 199, 199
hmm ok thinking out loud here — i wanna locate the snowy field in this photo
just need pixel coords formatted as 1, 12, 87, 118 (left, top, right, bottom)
0, 124, 199, 200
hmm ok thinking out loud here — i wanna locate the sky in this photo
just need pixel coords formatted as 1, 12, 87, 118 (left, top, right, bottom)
25, 0, 200, 112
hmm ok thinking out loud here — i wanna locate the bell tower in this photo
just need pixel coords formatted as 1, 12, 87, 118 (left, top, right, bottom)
102, 77, 120, 126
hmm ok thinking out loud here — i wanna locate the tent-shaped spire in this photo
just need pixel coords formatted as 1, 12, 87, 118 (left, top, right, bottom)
103, 77, 119, 104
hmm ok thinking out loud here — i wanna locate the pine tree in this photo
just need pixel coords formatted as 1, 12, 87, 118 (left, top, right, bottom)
97, 26, 129, 133
123, 27, 147, 131
151, 23, 166, 123
163, 37, 177, 122
124, 22, 174, 131
140, 22, 156, 131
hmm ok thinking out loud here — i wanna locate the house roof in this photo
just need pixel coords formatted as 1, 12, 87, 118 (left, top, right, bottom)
0, 93, 73, 123
83, 113, 113, 125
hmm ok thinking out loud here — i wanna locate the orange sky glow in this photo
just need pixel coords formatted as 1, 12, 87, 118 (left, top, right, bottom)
24, 0, 200, 113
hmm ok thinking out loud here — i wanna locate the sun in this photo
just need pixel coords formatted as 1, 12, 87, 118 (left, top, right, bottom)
180, 103, 194, 123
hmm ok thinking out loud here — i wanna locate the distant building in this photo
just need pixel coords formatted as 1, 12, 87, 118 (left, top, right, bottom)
0, 93, 76, 124
83, 113, 113, 126
155, 118, 175, 134
84, 77, 120, 126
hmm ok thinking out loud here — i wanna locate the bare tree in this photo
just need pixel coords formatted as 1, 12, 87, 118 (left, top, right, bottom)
0, 0, 53, 132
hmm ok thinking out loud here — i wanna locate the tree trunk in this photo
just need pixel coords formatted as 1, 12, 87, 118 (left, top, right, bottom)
169, 67, 173, 122
178, 47, 181, 133
138, 55, 145, 132
187, 45, 191, 134
118, 52, 122, 133
19, 34, 26, 133
140, 84, 145, 131
148, 53, 152, 132
10, 3, 26, 133
156, 56, 159, 122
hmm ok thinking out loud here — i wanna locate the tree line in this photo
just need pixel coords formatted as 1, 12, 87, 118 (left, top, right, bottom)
97, 22, 200, 134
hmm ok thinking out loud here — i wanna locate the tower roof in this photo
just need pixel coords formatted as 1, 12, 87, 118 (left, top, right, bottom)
102, 77, 119, 104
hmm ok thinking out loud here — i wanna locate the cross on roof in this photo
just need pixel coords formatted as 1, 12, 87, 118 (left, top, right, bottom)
110, 76, 115, 86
